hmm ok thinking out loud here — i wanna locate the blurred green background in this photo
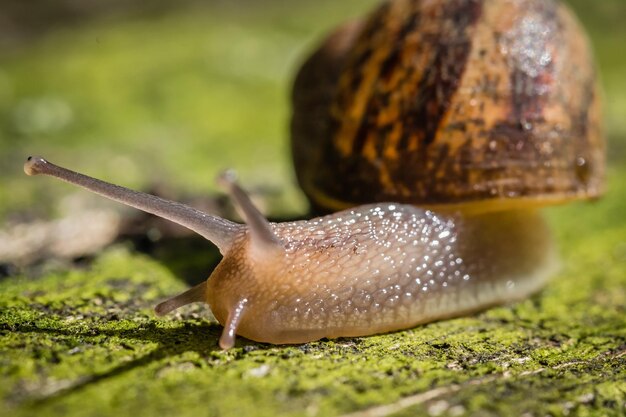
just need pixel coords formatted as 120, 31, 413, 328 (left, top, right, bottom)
0, 1, 624, 416
0, 0, 623, 222
0, 0, 385, 221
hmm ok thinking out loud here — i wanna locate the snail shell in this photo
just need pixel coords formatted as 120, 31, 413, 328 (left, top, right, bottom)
292, 0, 605, 213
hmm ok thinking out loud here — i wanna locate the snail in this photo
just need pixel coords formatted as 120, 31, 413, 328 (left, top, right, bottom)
23, 0, 604, 350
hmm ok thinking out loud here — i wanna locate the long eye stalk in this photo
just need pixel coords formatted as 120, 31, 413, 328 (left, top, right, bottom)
24, 156, 242, 254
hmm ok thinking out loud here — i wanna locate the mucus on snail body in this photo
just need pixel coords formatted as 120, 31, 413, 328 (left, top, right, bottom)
23, 0, 604, 349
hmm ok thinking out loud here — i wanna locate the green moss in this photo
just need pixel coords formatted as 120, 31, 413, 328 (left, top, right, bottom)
1, 0, 626, 416
2, 195, 625, 416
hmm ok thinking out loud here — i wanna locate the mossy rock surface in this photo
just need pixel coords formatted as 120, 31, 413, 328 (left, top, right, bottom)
1, 1, 625, 416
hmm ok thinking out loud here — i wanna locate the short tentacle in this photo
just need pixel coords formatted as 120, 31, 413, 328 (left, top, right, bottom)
218, 298, 248, 349
154, 282, 207, 316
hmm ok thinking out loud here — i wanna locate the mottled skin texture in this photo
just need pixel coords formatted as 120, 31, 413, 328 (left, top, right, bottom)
207, 205, 554, 344
292, 0, 605, 212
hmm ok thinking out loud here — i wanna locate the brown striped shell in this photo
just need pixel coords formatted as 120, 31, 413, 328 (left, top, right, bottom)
291, 0, 605, 214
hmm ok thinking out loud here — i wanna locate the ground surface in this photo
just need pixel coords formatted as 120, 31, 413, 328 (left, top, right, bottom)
0, 1, 625, 416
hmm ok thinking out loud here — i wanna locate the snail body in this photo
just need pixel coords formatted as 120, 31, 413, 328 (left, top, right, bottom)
209, 207, 553, 345
25, 157, 553, 349
23, 0, 604, 349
